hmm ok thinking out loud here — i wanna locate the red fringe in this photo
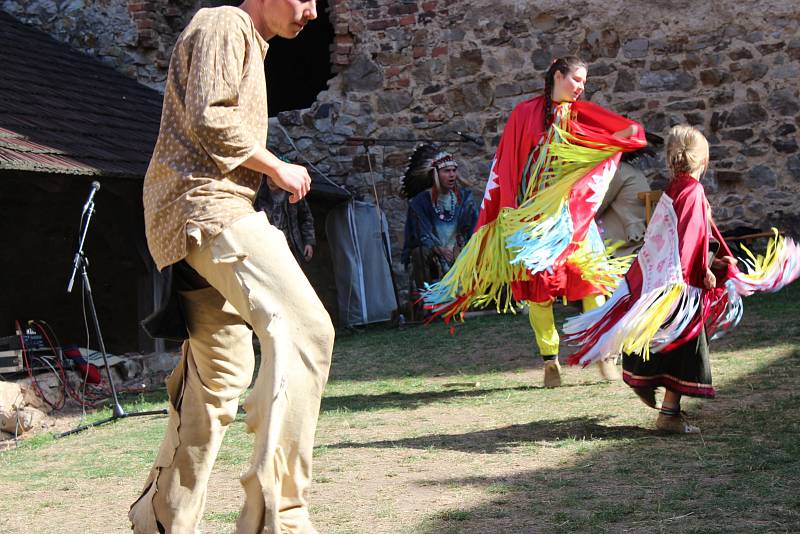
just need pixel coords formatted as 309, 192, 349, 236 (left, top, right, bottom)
566, 293, 634, 366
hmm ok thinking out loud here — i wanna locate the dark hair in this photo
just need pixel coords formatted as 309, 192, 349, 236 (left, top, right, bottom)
543, 56, 587, 130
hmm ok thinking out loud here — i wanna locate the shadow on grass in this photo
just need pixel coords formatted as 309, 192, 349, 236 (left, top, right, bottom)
328, 284, 800, 384
329, 416, 655, 454
410, 347, 800, 533
321, 381, 608, 414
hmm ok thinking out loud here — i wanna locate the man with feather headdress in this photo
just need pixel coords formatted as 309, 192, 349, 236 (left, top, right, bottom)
401, 144, 478, 318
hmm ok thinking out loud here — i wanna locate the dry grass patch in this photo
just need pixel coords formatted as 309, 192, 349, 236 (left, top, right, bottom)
1, 286, 799, 533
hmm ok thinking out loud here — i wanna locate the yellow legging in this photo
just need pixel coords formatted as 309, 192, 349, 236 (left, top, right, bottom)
527, 295, 605, 357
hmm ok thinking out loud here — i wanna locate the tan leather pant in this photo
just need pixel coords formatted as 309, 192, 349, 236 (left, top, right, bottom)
130, 211, 334, 533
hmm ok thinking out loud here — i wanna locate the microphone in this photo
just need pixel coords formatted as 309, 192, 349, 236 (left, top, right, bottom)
455, 131, 485, 147
69, 181, 101, 292
82, 181, 101, 215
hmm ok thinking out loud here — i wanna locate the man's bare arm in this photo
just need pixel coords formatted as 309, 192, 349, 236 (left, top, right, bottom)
242, 146, 311, 203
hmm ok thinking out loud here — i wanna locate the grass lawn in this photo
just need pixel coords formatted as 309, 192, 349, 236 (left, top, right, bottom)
1, 284, 799, 533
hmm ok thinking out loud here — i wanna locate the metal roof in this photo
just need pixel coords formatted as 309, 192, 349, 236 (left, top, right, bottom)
0, 11, 351, 201
0, 11, 162, 178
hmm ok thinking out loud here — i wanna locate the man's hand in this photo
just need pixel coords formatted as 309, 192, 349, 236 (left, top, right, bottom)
432, 246, 451, 262
439, 247, 454, 263
304, 244, 314, 262
703, 269, 716, 290
271, 161, 311, 203
712, 255, 738, 270
626, 222, 646, 243
613, 124, 639, 139
242, 147, 311, 203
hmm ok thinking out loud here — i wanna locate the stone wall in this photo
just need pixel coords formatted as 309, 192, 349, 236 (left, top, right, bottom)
1, 0, 204, 88
6, 0, 800, 305
280, 0, 800, 295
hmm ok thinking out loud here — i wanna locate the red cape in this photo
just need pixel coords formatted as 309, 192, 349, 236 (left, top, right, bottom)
480, 96, 644, 301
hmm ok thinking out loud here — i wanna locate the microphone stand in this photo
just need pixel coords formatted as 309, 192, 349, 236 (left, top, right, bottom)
59, 184, 166, 438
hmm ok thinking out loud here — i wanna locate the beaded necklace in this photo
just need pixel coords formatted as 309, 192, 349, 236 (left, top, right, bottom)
433, 190, 456, 222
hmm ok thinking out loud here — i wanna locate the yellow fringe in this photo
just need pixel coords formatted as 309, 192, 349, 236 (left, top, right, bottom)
500, 121, 622, 246
424, 104, 629, 318
428, 213, 528, 316
621, 283, 685, 361
568, 240, 635, 294
738, 228, 783, 281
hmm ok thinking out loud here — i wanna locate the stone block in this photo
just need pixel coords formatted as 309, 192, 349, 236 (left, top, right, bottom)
742, 145, 768, 157
789, 38, 800, 61
728, 48, 754, 61
615, 97, 645, 113
342, 55, 384, 92
0, 381, 22, 412
773, 138, 799, 154
681, 53, 701, 70
665, 99, 706, 111
530, 48, 552, 71
531, 13, 557, 32
757, 42, 784, 55
716, 171, 743, 182
746, 88, 761, 102
720, 128, 754, 142
377, 90, 413, 113
710, 145, 731, 159
725, 104, 767, 127
622, 38, 649, 59
581, 29, 620, 59
278, 110, 303, 126
366, 19, 392, 31
699, 68, 732, 86
590, 63, 616, 77
651, 58, 679, 71
768, 88, 799, 116
613, 69, 637, 92
448, 49, 483, 78
642, 111, 667, 133
748, 165, 777, 187
389, 3, 418, 16
460, 79, 494, 111
333, 123, 355, 137
639, 71, 696, 92
142, 351, 179, 374
787, 155, 800, 180
0, 406, 46, 434
710, 88, 735, 106
731, 61, 769, 82
495, 82, 522, 98
685, 112, 704, 126
313, 118, 332, 133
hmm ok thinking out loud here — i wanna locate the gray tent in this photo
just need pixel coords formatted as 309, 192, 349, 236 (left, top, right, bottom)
326, 200, 397, 326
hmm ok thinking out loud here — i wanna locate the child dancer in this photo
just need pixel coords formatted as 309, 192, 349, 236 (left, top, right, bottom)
564, 125, 800, 432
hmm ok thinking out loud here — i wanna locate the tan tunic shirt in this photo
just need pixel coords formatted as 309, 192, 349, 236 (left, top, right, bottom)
143, 6, 269, 270
597, 162, 649, 257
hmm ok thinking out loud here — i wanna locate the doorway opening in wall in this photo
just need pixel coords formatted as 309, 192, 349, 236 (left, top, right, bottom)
265, 0, 335, 116
213, 0, 335, 116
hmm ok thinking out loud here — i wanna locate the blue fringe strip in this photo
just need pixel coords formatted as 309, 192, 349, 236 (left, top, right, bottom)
506, 204, 573, 274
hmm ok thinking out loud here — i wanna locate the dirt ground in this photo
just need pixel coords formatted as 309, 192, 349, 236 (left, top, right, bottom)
2, 301, 799, 533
